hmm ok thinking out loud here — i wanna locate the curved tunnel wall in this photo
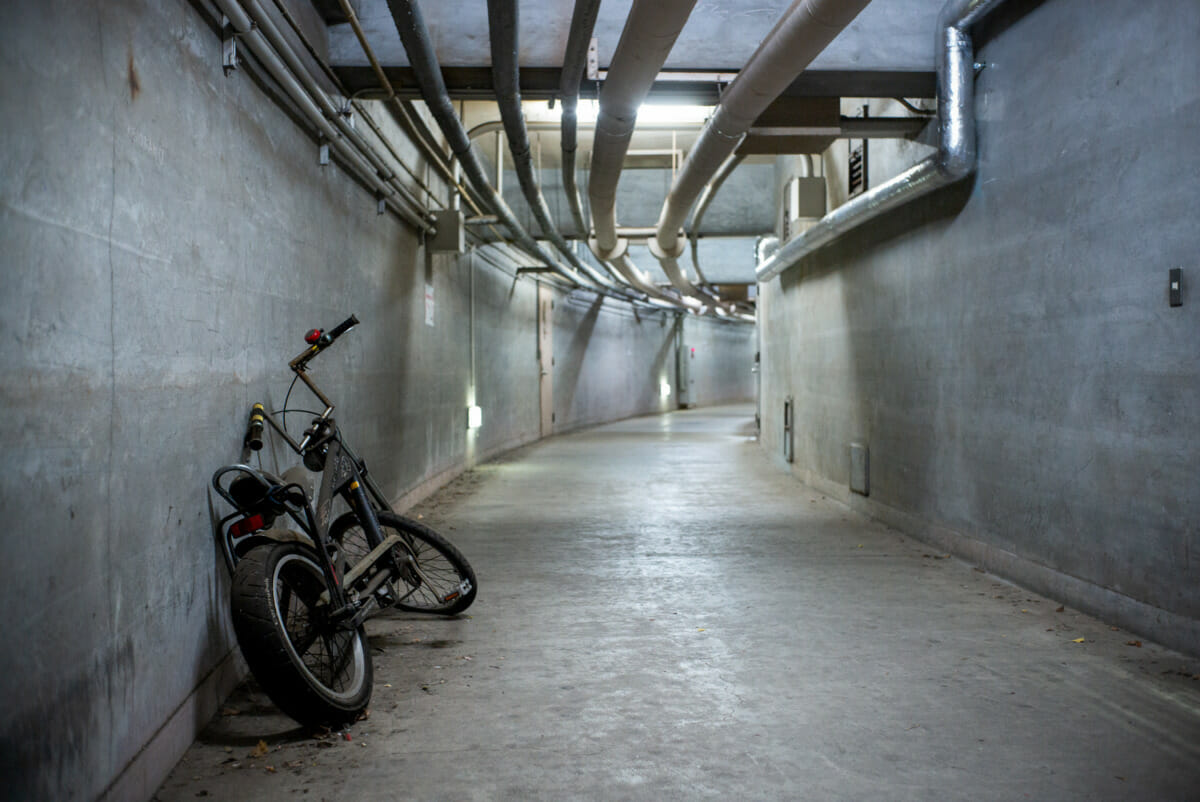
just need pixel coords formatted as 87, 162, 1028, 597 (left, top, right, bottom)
0, 0, 754, 798
759, 0, 1199, 657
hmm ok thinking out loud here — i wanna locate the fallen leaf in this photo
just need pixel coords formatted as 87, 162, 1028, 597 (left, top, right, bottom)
1110, 626, 1120, 631
1056, 606, 1065, 612
265, 766, 276, 774
250, 741, 269, 758
220, 707, 240, 717
1126, 641, 1142, 648
697, 628, 706, 632
1072, 637, 1086, 644
1021, 609, 1029, 613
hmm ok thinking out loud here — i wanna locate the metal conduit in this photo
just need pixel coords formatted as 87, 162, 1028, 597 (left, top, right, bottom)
236, 0, 438, 230
384, 0, 584, 287
487, 0, 632, 295
213, 0, 432, 231
687, 152, 745, 289
757, 0, 1007, 282
652, 0, 872, 301
559, 0, 603, 242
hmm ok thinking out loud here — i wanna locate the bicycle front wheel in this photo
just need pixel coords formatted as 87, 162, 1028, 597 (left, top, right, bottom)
330, 511, 477, 615
231, 543, 373, 727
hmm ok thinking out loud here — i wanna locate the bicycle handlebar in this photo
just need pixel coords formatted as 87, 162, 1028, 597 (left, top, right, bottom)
289, 314, 360, 371
327, 314, 360, 341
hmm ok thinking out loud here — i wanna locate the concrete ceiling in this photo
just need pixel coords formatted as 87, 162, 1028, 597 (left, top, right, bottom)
328, 0, 943, 99
313, 0, 946, 285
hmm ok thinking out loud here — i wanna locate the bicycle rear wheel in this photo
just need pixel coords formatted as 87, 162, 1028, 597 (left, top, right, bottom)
231, 543, 373, 727
330, 511, 477, 615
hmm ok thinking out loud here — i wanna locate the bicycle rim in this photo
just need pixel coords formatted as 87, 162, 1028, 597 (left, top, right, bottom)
271, 551, 367, 701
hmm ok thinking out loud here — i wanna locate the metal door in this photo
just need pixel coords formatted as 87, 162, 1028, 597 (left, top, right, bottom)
538, 284, 554, 437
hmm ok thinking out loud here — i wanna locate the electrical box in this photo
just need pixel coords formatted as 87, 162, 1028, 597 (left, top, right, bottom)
431, 209, 464, 253
783, 177, 826, 241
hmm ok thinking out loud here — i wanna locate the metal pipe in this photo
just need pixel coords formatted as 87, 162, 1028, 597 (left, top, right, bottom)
588, 0, 699, 258
214, 0, 432, 231
687, 153, 745, 287
332, 0, 491, 218
487, 0, 633, 295
238, 0, 436, 227
576, 0, 700, 311
756, 0, 1005, 282
384, 0, 583, 286
559, 0, 603, 240
654, 0, 872, 296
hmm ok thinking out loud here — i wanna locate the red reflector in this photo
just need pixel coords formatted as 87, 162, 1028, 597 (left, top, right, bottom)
304, 328, 323, 344
230, 514, 265, 537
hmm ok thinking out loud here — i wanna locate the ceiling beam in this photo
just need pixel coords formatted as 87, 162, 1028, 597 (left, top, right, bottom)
332, 66, 936, 102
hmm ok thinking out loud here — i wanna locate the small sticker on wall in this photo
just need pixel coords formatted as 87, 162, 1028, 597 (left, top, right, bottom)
425, 283, 435, 326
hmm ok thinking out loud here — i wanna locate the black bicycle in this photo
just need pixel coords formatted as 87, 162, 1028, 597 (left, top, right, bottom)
209, 315, 476, 727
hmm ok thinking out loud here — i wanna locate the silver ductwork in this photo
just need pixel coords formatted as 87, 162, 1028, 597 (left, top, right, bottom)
653, 0, 872, 300
756, 0, 1007, 282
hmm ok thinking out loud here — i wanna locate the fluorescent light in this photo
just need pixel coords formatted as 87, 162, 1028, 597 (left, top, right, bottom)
467, 405, 483, 429
531, 100, 712, 126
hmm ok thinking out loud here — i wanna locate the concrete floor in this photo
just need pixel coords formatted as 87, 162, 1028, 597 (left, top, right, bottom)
156, 405, 1200, 801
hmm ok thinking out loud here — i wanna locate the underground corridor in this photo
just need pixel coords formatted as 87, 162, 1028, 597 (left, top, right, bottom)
3, 0, 1199, 799
153, 406, 1200, 800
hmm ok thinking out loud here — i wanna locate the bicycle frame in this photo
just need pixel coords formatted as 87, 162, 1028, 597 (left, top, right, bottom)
210, 316, 434, 628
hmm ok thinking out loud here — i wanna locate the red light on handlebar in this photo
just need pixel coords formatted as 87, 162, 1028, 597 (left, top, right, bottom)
304, 328, 324, 344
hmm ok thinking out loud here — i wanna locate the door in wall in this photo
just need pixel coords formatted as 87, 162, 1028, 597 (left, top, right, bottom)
538, 284, 554, 437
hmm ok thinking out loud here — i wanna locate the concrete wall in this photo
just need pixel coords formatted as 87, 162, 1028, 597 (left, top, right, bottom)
759, 0, 1200, 656
0, 1, 755, 799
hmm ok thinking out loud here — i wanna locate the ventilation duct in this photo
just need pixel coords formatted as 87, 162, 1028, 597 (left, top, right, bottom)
652, 0, 873, 302
756, 0, 1008, 282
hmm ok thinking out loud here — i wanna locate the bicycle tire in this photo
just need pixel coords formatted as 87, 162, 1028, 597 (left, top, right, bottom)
329, 511, 477, 615
231, 543, 373, 727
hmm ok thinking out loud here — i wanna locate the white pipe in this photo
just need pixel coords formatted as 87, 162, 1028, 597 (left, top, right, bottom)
588, 0, 698, 259
580, 0, 701, 311
756, 0, 1007, 282
653, 0, 872, 301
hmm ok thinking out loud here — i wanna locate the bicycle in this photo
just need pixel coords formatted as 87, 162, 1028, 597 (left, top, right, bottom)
208, 315, 477, 727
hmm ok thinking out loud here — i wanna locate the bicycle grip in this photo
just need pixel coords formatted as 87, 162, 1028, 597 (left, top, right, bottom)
327, 314, 360, 341
244, 403, 265, 451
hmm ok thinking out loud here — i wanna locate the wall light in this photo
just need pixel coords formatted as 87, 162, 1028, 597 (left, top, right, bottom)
467, 405, 483, 429
660, 381, 672, 398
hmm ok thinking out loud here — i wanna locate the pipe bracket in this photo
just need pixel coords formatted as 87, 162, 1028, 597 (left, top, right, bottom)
589, 237, 628, 262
